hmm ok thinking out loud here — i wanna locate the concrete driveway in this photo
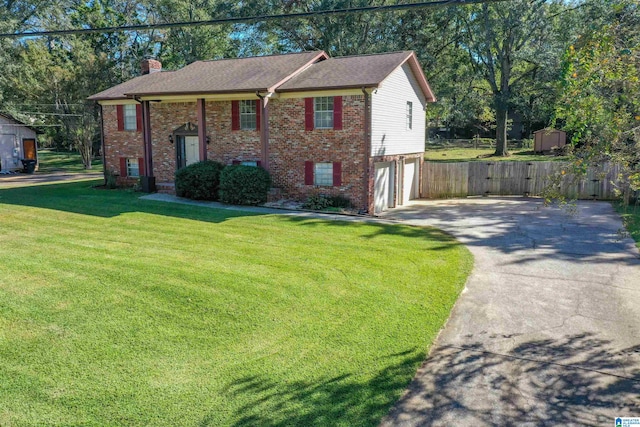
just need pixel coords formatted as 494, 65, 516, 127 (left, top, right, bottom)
379, 198, 640, 426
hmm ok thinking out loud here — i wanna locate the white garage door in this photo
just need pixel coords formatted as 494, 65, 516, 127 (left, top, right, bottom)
402, 159, 418, 204
374, 162, 393, 214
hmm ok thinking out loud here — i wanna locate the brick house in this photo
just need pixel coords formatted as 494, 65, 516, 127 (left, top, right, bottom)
88, 51, 435, 214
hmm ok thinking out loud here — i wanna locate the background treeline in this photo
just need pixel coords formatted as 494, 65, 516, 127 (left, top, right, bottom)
0, 0, 637, 164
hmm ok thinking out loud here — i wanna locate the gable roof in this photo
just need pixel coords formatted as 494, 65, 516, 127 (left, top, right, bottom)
88, 50, 435, 102
278, 51, 436, 102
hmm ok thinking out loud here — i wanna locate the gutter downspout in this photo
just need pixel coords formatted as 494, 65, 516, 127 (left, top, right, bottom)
362, 87, 371, 214
256, 92, 270, 171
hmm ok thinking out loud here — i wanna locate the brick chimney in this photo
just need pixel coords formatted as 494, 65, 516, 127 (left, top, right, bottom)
141, 58, 162, 75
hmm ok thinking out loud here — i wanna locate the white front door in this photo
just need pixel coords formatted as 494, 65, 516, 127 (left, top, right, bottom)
184, 136, 199, 166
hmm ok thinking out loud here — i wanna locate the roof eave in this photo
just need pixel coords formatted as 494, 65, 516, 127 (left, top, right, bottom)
123, 88, 271, 98
405, 52, 436, 103
277, 84, 378, 93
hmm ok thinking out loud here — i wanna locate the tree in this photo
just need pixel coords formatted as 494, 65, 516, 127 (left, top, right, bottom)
458, 0, 569, 155
555, 0, 640, 201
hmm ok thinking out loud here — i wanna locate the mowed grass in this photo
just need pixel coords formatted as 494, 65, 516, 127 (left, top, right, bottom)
0, 181, 472, 426
424, 147, 568, 162
37, 150, 103, 173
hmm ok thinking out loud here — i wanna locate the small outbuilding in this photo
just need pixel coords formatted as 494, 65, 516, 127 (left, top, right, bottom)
533, 128, 566, 153
0, 113, 38, 173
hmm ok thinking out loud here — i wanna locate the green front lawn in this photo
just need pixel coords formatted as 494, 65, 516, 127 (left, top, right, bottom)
37, 149, 103, 173
424, 147, 568, 162
0, 181, 472, 426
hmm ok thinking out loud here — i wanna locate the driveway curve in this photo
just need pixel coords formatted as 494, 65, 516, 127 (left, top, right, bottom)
0, 170, 101, 188
379, 198, 640, 426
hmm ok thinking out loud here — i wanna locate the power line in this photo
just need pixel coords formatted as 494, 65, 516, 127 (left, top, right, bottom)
0, 0, 506, 39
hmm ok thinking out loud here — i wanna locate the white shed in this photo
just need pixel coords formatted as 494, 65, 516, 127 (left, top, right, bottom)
0, 113, 38, 173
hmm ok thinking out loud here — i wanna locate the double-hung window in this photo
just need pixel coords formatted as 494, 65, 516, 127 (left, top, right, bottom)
123, 104, 137, 131
314, 162, 333, 186
240, 100, 257, 130
314, 97, 334, 129
406, 101, 413, 130
126, 158, 140, 177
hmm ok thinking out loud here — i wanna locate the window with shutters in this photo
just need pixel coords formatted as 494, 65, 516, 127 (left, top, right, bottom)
406, 101, 413, 130
314, 97, 334, 129
126, 158, 140, 177
240, 100, 257, 130
123, 104, 137, 131
314, 162, 333, 186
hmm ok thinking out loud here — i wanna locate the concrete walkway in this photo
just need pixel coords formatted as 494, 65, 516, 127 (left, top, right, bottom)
379, 198, 640, 426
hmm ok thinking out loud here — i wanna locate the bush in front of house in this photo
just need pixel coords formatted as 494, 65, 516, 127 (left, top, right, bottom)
175, 160, 225, 200
219, 165, 271, 205
302, 193, 352, 210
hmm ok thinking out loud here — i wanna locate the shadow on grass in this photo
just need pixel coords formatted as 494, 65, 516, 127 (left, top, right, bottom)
0, 180, 465, 249
0, 180, 254, 223
199, 351, 426, 427
381, 333, 640, 426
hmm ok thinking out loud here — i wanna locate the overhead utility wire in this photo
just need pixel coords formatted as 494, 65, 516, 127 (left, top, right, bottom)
0, 0, 506, 39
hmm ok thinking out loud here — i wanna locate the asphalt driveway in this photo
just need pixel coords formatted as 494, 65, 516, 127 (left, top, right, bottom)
379, 198, 640, 426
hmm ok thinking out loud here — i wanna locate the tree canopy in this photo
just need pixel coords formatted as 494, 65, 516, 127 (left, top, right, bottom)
0, 0, 636, 162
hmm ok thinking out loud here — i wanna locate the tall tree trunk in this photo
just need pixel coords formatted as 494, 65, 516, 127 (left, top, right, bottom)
494, 96, 509, 156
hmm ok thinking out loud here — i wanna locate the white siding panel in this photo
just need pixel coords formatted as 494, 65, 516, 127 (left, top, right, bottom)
370, 63, 426, 157
0, 115, 37, 172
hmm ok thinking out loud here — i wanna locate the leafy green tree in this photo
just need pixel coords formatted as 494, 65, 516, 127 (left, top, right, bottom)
556, 0, 640, 200
457, 0, 569, 155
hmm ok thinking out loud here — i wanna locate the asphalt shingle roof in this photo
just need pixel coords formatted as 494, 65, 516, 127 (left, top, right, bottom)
278, 51, 413, 91
88, 50, 435, 102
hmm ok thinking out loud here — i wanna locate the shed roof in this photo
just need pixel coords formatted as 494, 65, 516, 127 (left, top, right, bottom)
0, 112, 38, 133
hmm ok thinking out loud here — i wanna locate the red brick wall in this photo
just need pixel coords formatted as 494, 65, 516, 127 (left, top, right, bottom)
269, 95, 367, 209
205, 101, 261, 164
102, 105, 144, 185
149, 102, 197, 183
102, 95, 369, 209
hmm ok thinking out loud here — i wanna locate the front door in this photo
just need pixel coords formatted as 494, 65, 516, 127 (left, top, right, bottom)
177, 135, 200, 169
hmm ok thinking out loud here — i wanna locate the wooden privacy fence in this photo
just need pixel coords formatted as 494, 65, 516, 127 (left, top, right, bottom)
422, 161, 621, 200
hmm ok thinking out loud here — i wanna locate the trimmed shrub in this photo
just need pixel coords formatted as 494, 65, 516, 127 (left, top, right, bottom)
303, 193, 352, 210
175, 160, 225, 200
302, 194, 331, 210
219, 165, 271, 205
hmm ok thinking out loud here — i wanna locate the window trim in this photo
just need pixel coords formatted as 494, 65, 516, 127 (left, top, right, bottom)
406, 101, 413, 130
314, 96, 334, 129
